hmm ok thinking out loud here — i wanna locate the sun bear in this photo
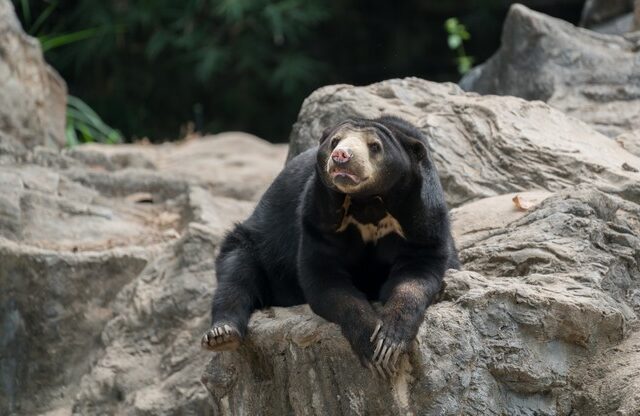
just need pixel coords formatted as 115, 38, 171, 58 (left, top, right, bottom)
201, 116, 460, 377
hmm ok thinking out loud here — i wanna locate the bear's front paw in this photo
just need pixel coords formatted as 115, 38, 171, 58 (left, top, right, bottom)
366, 321, 411, 379
201, 324, 242, 352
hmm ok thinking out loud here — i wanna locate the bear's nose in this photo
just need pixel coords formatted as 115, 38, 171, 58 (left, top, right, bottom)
331, 148, 352, 164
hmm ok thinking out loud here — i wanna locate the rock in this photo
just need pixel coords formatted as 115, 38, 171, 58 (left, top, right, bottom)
202, 188, 639, 415
194, 74, 640, 414
574, 327, 640, 415
580, 0, 634, 27
71, 224, 219, 416
450, 191, 552, 248
460, 4, 640, 139
67, 132, 287, 201
0, 132, 286, 416
1, 107, 639, 415
617, 131, 640, 157
0, 0, 67, 149
0, 18, 286, 415
288, 78, 640, 207
589, 13, 635, 35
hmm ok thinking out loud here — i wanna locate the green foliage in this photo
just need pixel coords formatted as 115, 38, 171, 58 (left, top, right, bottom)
11, 1, 517, 142
445, 17, 474, 75
40, 27, 110, 53
12, 0, 330, 141
66, 96, 123, 146
14, 0, 123, 146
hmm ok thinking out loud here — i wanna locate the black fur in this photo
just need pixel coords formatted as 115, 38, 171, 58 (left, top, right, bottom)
208, 116, 459, 364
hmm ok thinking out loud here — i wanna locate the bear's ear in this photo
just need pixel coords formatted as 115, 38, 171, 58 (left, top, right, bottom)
408, 139, 428, 161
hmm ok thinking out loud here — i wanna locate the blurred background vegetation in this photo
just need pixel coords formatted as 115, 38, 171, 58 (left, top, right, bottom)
13, 0, 583, 143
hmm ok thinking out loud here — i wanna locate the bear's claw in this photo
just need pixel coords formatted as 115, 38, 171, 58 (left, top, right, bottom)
201, 324, 242, 352
367, 322, 404, 379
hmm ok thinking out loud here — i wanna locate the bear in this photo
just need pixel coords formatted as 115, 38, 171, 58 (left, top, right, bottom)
201, 115, 460, 377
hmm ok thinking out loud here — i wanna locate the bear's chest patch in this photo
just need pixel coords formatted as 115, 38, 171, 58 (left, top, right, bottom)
336, 196, 405, 243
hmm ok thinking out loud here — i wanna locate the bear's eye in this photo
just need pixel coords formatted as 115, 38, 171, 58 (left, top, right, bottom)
368, 142, 381, 152
330, 137, 341, 148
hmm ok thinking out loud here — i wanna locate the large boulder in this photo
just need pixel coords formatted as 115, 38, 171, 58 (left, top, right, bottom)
460, 4, 640, 139
202, 186, 640, 415
0, 0, 67, 149
287, 78, 640, 207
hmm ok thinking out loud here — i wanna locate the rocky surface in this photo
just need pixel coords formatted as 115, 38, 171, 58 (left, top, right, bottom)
288, 78, 640, 208
460, 4, 640, 140
204, 186, 640, 415
1, 1, 640, 416
0, 0, 66, 149
0, 130, 287, 415
580, 0, 634, 28
589, 13, 635, 35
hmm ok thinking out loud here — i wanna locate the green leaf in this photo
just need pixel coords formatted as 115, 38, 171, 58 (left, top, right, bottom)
194, 47, 228, 82
444, 17, 458, 34
447, 34, 461, 50
146, 31, 169, 59
30, 2, 58, 36
271, 53, 319, 95
65, 95, 122, 145
65, 119, 79, 147
19, 0, 31, 26
40, 27, 106, 52
215, 0, 253, 21
457, 56, 474, 75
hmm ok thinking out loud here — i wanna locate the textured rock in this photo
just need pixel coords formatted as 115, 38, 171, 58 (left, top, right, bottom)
202, 187, 639, 415
1, 106, 639, 415
589, 13, 635, 35
194, 76, 640, 414
580, 0, 634, 27
450, 191, 552, 247
288, 78, 640, 207
0, 134, 287, 415
460, 4, 640, 139
617, 131, 640, 158
67, 132, 285, 201
573, 327, 640, 415
0, 0, 67, 149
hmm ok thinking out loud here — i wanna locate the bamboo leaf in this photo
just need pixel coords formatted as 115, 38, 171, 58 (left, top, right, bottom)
30, 2, 58, 36
40, 27, 105, 52
19, 0, 30, 26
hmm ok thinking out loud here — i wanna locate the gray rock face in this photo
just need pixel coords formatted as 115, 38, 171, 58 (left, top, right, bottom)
460, 4, 640, 139
195, 77, 640, 415
0, 0, 67, 149
0, 135, 287, 415
288, 78, 640, 207
580, 0, 634, 27
203, 188, 640, 416
589, 13, 635, 35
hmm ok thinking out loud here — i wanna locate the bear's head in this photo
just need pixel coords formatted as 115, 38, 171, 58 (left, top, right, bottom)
317, 116, 428, 198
